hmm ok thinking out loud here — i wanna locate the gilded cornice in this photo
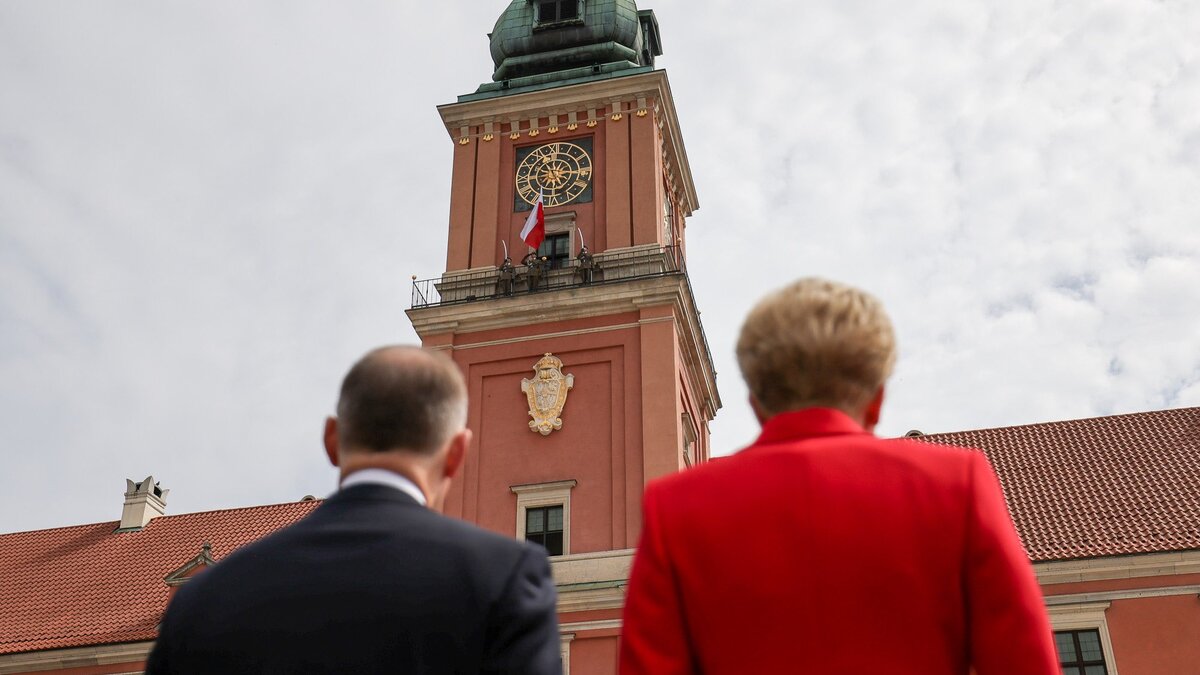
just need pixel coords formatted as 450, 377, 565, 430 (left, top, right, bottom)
437, 70, 699, 217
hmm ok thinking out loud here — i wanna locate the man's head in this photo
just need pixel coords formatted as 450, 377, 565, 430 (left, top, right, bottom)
736, 278, 896, 429
323, 346, 470, 509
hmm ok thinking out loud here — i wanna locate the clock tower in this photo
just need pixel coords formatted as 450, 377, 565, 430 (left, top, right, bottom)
407, 2, 719, 671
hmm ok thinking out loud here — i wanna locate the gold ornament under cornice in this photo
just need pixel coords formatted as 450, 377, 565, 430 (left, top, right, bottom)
637, 109, 648, 117
586, 120, 598, 128
510, 132, 521, 140
529, 128, 540, 137
567, 123, 579, 131
522, 353, 575, 436
458, 137, 470, 145
610, 113, 624, 122
483, 134, 495, 142
548, 126, 559, 134
435, 72, 701, 218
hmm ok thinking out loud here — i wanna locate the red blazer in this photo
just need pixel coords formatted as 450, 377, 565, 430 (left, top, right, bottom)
620, 408, 1059, 675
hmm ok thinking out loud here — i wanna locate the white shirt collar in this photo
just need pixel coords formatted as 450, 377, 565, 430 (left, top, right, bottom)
340, 468, 427, 507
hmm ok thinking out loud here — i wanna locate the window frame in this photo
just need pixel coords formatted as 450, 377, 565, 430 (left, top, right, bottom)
1056, 629, 1108, 674
511, 480, 577, 557
524, 504, 565, 555
534, 0, 585, 28
1047, 602, 1120, 675
560, 632, 575, 675
681, 411, 697, 468
537, 232, 572, 270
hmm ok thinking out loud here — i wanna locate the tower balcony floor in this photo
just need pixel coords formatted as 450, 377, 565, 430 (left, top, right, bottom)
411, 244, 686, 309
408, 242, 721, 422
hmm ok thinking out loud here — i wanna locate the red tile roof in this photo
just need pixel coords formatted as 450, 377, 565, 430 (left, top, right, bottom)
3, 408, 1198, 656
913, 407, 1200, 563
0, 500, 321, 656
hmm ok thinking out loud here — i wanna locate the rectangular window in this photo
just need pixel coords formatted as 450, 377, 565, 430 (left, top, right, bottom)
537, 233, 571, 269
512, 480, 575, 556
539, 1, 579, 24
1056, 630, 1109, 675
525, 505, 565, 555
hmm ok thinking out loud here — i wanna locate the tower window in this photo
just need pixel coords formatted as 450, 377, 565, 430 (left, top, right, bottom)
525, 505, 565, 555
511, 480, 575, 557
537, 0, 580, 25
537, 232, 571, 270
1055, 630, 1109, 674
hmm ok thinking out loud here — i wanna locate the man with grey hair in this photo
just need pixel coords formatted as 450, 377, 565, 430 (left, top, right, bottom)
621, 279, 1058, 674
148, 346, 562, 675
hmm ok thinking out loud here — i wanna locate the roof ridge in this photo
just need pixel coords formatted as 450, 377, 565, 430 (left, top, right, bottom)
0, 498, 324, 539
154, 497, 325, 522
916, 406, 1199, 439
0, 520, 117, 539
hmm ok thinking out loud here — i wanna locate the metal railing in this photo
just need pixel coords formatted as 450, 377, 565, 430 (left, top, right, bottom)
409, 244, 715, 377
411, 245, 686, 309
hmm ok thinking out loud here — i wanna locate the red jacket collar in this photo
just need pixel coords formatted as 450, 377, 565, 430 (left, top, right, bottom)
752, 407, 871, 446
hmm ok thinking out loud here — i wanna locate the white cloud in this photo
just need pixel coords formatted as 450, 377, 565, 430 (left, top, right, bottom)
2, 0, 1198, 532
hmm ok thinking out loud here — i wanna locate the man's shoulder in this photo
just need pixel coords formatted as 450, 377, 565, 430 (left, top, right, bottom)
179, 492, 538, 589
167, 492, 547, 617
426, 506, 544, 558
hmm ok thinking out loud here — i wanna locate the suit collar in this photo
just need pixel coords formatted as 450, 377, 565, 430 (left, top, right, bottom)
340, 468, 427, 506
753, 407, 870, 446
325, 482, 424, 508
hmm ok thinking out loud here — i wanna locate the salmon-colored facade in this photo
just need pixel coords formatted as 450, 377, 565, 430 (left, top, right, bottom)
443, 98, 686, 271
407, 55, 721, 671
4, 5, 1200, 675
1037, 565, 1200, 674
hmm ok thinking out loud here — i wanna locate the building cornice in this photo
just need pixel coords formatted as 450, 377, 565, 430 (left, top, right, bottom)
551, 549, 633, 613
1045, 585, 1200, 606
408, 269, 721, 418
0, 642, 153, 674
1035, 548, 1200, 586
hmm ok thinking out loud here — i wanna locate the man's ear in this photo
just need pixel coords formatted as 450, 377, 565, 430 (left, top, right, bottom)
323, 417, 340, 467
863, 386, 885, 432
443, 428, 472, 479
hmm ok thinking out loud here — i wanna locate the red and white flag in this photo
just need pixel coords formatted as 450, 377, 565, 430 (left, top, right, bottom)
520, 191, 546, 250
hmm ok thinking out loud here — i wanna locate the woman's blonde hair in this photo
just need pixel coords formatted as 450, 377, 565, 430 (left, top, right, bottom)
736, 278, 896, 417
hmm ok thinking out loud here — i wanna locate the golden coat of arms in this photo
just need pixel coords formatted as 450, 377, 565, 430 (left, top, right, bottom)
521, 353, 575, 436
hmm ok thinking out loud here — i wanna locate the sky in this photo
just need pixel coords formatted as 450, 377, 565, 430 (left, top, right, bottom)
2, 0, 1198, 534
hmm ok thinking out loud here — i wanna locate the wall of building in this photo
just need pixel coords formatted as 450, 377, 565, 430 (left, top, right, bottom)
567, 634, 619, 675
1040, 554, 1200, 674
1106, 593, 1200, 674
445, 100, 673, 273
435, 308, 685, 552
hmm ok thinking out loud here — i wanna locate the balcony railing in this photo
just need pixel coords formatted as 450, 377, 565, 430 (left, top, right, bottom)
410, 244, 687, 309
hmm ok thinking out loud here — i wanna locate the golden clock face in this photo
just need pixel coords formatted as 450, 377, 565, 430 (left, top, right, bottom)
515, 139, 594, 210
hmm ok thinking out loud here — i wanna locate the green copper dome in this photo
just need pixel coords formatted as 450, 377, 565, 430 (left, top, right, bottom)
484, 0, 662, 89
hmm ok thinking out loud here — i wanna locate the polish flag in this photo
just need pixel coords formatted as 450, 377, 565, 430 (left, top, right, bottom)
520, 191, 546, 250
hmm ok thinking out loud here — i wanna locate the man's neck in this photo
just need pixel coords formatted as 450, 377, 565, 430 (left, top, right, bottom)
337, 452, 436, 506
340, 468, 427, 506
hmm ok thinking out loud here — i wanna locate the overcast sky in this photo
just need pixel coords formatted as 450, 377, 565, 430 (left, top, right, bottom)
2, 0, 1198, 534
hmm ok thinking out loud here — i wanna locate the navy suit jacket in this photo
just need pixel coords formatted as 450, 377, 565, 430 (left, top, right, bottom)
147, 484, 561, 675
